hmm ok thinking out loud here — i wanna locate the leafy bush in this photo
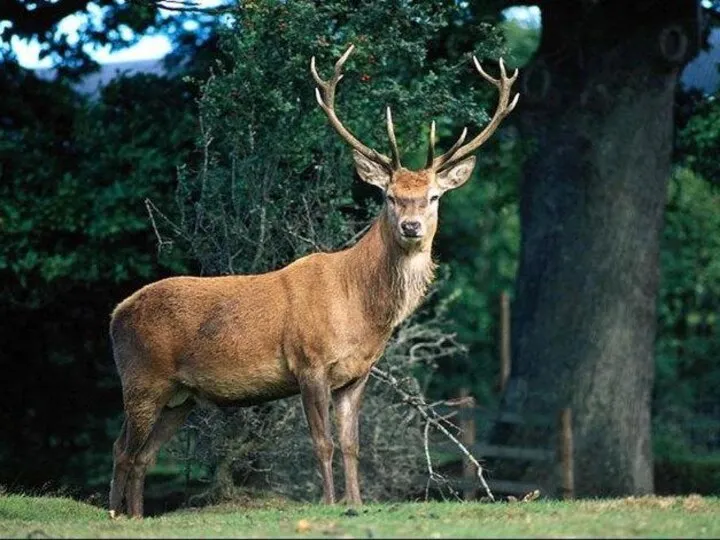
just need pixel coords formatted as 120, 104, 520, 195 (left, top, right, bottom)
655, 454, 720, 496
150, 0, 507, 502
0, 65, 196, 489
676, 95, 720, 184
654, 167, 720, 460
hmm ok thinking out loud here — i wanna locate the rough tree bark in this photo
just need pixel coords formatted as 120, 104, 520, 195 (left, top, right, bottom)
497, 0, 700, 497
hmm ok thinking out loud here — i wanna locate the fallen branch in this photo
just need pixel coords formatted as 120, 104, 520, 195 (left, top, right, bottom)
423, 420, 461, 501
371, 366, 495, 502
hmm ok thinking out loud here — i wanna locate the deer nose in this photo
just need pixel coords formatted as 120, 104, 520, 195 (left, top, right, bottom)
400, 220, 422, 237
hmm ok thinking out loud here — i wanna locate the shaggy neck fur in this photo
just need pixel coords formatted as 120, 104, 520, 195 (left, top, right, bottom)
344, 211, 437, 329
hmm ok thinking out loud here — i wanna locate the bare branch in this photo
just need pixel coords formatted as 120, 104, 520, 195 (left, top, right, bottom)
283, 227, 326, 252
340, 222, 373, 249
249, 205, 267, 273
145, 197, 188, 254
423, 420, 461, 501
371, 366, 495, 501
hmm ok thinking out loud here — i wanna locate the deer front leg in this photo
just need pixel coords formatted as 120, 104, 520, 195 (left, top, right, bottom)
299, 371, 335, 504
333, 373, 370, 506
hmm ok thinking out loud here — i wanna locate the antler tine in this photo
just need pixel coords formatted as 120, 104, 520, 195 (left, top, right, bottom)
473, 56, 500, 88
311, 45, 392, 168
310, 56, 323, 86
425, 120, 436, 168
434, 126, 468, 167
433, 56, 520, 171
499, 57, 508, 80
386, 107, 401, 168
501, 58, 520, 84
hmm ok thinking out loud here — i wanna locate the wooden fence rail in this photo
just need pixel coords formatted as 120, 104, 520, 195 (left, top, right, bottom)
439, 404, 575, 499
436, 290, 720, 500
434, 291, 576, 500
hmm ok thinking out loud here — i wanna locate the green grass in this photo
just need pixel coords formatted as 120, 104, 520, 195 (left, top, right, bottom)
1, 494, 719, 538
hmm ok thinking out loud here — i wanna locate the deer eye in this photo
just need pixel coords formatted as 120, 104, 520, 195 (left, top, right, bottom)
429, 195, 440, 203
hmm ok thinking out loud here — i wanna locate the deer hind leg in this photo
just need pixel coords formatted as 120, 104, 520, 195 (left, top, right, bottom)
109, 405, 158, 518
299, 370, 335, 504
110, 382, 174, 519
125, 399, 195, 518
109, 418, 129, 517
333, 373, 370, 506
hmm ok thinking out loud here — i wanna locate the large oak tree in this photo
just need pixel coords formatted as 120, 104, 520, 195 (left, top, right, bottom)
495, 0, 703, 496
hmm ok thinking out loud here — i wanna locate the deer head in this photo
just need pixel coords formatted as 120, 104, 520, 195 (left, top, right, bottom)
311, 45, 519, 249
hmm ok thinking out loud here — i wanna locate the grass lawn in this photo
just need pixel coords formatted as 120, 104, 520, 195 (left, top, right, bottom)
1, 494, 718, 538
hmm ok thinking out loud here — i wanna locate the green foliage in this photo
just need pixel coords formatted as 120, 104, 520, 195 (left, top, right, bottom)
167, 0, 514, 395
498, 18, 541, 68
649, 83, 720, 473
149, 0, 510, 502
198, 0, 522, 406
654, 166, 720, 459
676, 96, 720, 184
196, 0, 505, 169
159, 0, 506, 280
0, 73, 194, 306
0, 64, 197, 490
0, 0, 515, 499
431, 135, 524, 403
656, 455, 720, 496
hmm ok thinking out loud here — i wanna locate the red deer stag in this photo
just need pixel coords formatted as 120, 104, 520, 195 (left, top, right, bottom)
108, 44, 518, 518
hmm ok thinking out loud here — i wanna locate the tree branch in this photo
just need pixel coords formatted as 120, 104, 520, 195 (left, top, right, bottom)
371, 366, 495, 501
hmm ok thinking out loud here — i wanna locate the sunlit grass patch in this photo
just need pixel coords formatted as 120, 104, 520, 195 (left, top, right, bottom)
0, 494, 106, 522
0, 494, 718, 538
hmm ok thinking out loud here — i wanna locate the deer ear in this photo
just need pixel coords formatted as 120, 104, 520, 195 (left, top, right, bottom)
352, 150, 391, 190
436, 156, 476, 192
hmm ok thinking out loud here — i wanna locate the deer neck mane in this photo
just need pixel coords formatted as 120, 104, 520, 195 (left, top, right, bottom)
344, 212, 437, 329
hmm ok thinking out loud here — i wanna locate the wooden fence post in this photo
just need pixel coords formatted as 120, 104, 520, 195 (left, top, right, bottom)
499, 292, 511, 393
459, 387, 476, 500
559, 407, 575, 500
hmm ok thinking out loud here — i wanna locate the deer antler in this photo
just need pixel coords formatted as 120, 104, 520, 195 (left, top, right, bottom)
311, 45, 400, 170
431, 57, 519, 172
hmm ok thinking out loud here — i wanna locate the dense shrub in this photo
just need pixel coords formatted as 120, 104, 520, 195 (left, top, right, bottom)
0, 65, 196, 489
150, 0, 506, 501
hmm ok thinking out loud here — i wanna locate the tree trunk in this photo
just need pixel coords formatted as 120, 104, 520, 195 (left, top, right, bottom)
498, 0, 699, 497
